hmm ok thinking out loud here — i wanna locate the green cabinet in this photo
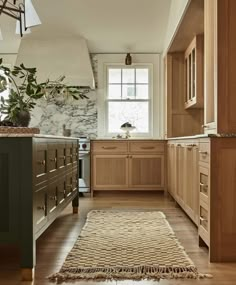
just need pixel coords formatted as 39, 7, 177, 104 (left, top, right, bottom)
0, 136, 79, 280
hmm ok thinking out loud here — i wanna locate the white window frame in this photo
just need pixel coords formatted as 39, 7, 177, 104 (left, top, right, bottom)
104, 63, 153, 138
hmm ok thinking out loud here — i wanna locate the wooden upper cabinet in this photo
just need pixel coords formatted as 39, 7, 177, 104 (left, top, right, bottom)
184, 35, 204, 109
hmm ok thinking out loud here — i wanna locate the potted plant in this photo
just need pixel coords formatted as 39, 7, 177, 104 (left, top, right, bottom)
0, 58, 89, 127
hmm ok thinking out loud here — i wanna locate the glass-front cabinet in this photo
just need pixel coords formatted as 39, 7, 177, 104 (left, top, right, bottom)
184, 35, 204, 109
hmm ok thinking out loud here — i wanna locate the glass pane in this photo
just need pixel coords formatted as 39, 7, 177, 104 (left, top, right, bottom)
108, 69, 121, 83
108, 101, 149, 133
136, 84, 149, 99
136, 69, 149, 83
122, 85, 135, 99
122, 69, 135, 83
108, 84, 121, 99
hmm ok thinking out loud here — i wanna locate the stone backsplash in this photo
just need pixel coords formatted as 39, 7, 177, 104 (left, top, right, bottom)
29, 55, 98, 138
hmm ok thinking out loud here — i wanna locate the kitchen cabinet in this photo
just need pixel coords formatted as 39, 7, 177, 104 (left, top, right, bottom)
0, 136, 79, 281
184, 35, 204, 109
91, 140, 166, 194
167, 139, 199, 225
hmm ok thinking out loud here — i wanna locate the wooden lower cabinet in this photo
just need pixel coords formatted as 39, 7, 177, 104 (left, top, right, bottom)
91, 140, 166, 193
129, 155, 164, 188
167, 139, 199, 225
92, 155, 128, 189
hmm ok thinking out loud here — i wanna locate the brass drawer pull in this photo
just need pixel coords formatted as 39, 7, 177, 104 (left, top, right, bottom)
59, 155, 66, 159
37, 206, 46, 211
200, 182, 208, 188
200, 216, 207, 223
37, 160, 46, 165
202, 125, 209, 129
50, 157, 57, 162
199, 151, 208, 155
141, 146, 155, 149
49, 196, 57, 201
102, 146, 117, 150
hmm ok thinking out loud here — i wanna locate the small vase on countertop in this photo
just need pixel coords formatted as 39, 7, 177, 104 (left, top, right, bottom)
63, 124, 71, 137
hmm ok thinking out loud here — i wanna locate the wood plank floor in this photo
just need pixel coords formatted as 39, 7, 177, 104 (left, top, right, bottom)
1, 191, 236, 285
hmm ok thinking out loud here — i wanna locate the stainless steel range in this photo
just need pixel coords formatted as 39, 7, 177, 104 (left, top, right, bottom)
78, 137, 90, 193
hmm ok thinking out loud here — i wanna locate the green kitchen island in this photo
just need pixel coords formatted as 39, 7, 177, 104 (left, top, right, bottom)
0, 134, 79, 281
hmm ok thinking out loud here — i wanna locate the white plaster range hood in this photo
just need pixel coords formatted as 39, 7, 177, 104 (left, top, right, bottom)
16, 37, 95, 89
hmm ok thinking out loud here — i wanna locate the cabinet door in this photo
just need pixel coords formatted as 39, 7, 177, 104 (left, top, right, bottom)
183, 144, 199, 224
176, 145, 185, 204
129, 155, 164, 189
167, 144, 177, 198
34, 142, 47, 186
92, 155, 128, 190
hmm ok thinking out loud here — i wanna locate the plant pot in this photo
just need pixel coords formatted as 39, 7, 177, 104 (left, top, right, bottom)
15, 110, 31, 127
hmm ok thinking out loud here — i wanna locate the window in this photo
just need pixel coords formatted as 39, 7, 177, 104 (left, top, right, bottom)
105, 66, 152, 136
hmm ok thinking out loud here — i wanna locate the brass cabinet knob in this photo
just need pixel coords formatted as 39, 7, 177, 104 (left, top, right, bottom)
199, 151, 208, 155
37, 205, 46, 211
49, 196, 57, 201
38, 160, 46, 165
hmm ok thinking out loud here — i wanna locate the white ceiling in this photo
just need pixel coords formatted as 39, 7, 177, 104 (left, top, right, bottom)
0, 0, 172, 53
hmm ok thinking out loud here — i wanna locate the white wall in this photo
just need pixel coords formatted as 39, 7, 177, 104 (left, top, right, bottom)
163, 0, 190, 54
96, 54, 164, 139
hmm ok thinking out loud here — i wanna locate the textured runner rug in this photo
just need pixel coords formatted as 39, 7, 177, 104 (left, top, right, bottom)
49, 210, 211, 282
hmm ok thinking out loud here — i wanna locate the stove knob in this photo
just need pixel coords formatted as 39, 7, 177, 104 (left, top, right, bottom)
82, 143, 87, 149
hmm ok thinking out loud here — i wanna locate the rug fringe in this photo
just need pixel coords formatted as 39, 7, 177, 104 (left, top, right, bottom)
48, 265, 212, 283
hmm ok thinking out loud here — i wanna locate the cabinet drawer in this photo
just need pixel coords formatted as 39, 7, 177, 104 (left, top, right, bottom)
47, 181, 58, 216
199, 142, 210, 163
34, 187, 47, 233
129, 141, 165, 153
57, 178, 66, 205
199, 165, 209, 204
199, 201, 209, 246
47, 144, 57, 178
92, 141, 128, 153
34, 143, 47, 185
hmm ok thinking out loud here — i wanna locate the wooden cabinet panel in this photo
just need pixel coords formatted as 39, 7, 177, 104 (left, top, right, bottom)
199, 165, 209, 205
167, 144, 177, 199
34, 143, 47, 186
199, 142, 210, 163
57, 143, 66, 170
47, 181, 58, 217
47, 144, 57, 179
168, 140, 199, 225
92, 155, 128, 190
34, 187, 47, 233
129, 155, 164, 188
65, 142, 73, 167
57, 178, 66, 205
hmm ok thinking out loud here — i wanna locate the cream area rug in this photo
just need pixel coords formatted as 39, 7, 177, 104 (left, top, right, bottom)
49, 210, 211, 282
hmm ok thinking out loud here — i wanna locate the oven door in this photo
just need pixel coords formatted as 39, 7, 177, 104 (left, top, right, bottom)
79, 152, 90, 192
